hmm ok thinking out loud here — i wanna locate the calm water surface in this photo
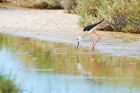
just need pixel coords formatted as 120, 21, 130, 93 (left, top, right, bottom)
0, 33, 140, 93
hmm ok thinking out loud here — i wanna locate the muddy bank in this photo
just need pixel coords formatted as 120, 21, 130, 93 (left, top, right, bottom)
0, 8, 140, 58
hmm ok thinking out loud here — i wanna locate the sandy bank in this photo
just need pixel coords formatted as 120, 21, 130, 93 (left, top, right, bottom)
0, 8, 140, 58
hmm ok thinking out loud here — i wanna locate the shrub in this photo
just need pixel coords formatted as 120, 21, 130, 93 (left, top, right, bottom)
32, 1, 49, 9
123, 0, 140, 33
45, 0, 61, 9
96, 0, 128, 31
76, 0, 140, 33
61, 0, 77, 13
76, 0, 98, 27
76, 0, 97, 17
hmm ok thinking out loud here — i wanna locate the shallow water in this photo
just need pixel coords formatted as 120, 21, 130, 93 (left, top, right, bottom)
0, 33, 140, 93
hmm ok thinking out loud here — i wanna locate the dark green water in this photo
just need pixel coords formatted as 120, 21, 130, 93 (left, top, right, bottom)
0, 33, 140, 93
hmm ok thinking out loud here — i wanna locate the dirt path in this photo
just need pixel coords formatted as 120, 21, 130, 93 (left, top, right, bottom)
0, 8, 140, 58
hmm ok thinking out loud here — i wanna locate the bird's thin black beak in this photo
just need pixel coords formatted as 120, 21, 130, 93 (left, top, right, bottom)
77, 41, 79, 49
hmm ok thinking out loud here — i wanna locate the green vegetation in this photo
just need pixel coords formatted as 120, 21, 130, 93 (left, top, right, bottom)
0, 0, 140, 33
76, 0, 140, 33
0, 75, 19, 93
62, 0, 77, 13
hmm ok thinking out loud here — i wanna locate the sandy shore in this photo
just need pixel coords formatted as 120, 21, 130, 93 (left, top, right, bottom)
0, 8, 140, 58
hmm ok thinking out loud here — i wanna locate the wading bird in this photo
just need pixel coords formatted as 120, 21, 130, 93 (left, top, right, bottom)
77, 19, 104, 50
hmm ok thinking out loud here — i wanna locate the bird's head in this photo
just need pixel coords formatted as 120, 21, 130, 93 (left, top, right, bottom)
76, 36, 82, 49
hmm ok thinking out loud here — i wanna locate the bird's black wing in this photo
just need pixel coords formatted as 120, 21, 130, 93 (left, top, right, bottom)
83, 24, 95, 32
83, 19, 104, 32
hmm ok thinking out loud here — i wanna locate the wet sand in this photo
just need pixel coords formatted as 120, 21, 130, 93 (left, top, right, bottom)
0, 8, 140, 58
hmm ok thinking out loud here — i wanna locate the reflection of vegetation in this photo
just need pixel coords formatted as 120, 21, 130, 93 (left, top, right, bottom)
0, 34, 54, 69
0, 75, 18, 93
0, 33, 140, 87
83, 54, 140, 86
0, 34, 83, 74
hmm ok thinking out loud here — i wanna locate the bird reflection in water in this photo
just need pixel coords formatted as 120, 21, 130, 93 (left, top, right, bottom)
76, 56, 93, 78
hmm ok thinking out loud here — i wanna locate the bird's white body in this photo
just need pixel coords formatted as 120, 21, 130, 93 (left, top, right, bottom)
87, 24, 98, 34
77, 19, 103, 49
77, 25, 98, 41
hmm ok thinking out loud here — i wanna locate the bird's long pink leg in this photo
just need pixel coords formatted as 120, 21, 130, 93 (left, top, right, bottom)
89, 34, 95, 50
93, 32, 100, 46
